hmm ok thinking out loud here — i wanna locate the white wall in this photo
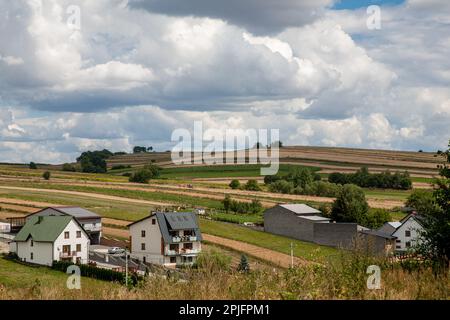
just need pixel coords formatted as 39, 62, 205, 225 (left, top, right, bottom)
17, 239, 53, 266
54, 220, 90, 264
393, 217, 423, 252
130, 216, 164, 263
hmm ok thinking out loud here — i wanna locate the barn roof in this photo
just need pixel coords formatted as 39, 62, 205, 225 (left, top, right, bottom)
279, 204, 321, 215
14, 216, 72, 242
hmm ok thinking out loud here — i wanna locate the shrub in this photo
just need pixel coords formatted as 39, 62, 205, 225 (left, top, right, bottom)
229, 179, 241, 190
129, 163, 161, 183
268, 180, 294, 194
42, 171, 51, 180
29, 162, 37, 169
243, 179, 261, 191
222, 196, 263, 214
111, 165, 131, 170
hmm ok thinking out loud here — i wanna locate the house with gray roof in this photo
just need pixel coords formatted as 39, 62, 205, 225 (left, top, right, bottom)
128, 212, 202, 267
26, 207, 102, 244
10, 215, 90, 266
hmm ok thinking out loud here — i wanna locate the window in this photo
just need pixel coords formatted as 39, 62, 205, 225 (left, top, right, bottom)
64, 231, 69, 239
63, 245, 70, 253
30, 240, 34, 247
184, 243, 193, 250
396, 239, 401, 243
143, 256, 146, 263
152, 219, 156, 225
76, 244, 81, 252
405, 230, 411, 237
141, 243, 146, 250
396, 245, 401, 249
170, 257, 176, 264
141, 230, 146, 237
169, 244, 179, 251
188, 257, 193, 263
76, 231, 81, 238
30, 252, 33, 260
406, 241, 411, 248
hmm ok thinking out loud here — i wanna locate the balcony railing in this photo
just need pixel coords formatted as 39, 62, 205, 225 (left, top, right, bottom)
180, 248, 200, 255
172, 235, 198, 243
60, 251, 78, 258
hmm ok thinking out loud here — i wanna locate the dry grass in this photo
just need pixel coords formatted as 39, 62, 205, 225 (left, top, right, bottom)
1, 253, 448, 300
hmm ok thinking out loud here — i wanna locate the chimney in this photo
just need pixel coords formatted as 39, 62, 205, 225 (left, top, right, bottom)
37, 216, 43, 224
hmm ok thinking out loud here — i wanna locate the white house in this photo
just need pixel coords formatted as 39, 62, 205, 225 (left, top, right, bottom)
11, 215, 90, 266
392, 214, 424, 252
128, 212, 202, 267
26, 207, 102, 244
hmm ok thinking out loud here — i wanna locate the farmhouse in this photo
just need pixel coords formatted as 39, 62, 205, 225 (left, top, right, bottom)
10, 215, 90, 266
391, 213, 424, 252
129, 212, 202, 267
22, 207, 102, 244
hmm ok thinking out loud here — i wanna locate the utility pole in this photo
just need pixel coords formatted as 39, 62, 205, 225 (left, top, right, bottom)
290, 242, 294, 268
125, 249, 128, 286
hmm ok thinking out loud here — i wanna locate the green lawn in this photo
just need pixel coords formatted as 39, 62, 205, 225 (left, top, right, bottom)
199, 219, 339, 263
364, 189, 411, 201
0, 257, 119, 298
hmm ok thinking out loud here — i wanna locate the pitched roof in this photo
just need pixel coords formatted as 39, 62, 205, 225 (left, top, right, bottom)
129, 212, 202, 244
28, 207, 100, 219
14, 216, 72, 242
279, 204, 321, 215
359, 229, 397, 240
298, 215, 330, 221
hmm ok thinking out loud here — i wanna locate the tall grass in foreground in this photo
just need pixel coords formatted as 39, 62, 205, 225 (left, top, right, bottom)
1, 251, 448, 300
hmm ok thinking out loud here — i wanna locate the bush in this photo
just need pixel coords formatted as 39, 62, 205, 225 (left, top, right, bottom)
303, 181, 342, 197
229, 179, 241, 189
243, 179, 261, 191
77, 149, 113, 173
29, 162, 37, 169
264, 174, 282, 185
405, 189, 438, 213
268, 180, 294, 194
42, 171, 51, 180
51, 260, 143, 285
129, 163, 161, 183
363, 209, 391, 229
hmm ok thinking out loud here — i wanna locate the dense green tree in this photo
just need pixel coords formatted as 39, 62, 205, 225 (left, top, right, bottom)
417, 141, 450, 266
331, 184, 369, 224
406, 189, 438, 213
133, 146, 148, 153
29, 162, 37, 169
77, 149, 113, 173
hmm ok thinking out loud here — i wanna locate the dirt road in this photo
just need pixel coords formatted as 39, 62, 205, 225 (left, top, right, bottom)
0, 186, 171, 207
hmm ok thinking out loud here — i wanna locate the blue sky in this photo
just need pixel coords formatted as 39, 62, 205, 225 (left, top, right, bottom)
332, 0, 405, 9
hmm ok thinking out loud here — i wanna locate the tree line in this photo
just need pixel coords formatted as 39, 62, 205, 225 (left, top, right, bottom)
328, 167, 412, 190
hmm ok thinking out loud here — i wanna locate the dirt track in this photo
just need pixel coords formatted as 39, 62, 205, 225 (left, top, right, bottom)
2, 178, 404, 210
0, 186, 171, 207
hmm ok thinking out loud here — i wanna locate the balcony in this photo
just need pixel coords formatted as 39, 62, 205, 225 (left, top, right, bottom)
165, 249, 180, 256
180, 248, 200, 255
172, 235, 198, 243
82, 224, 102, 232
60, 251, 78, 258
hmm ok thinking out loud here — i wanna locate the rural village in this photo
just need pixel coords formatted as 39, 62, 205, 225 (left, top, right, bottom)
0, 145, 448, 299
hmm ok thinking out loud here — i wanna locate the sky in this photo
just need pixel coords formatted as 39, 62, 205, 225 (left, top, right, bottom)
0, 0, 449, 164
